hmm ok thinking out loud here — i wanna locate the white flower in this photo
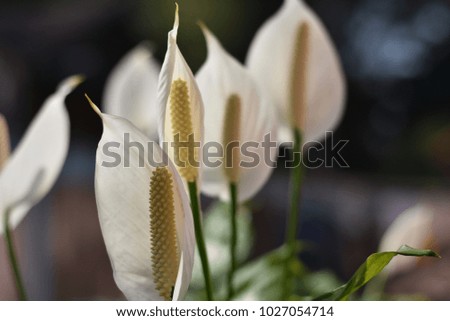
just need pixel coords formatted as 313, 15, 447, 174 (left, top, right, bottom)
246, 0, 346, 143
88, 98, 195, 300
379, 204, 435, 275
158, 4, 204, 185
0, 76, 82, 233
196, 25, 277, 202
103, 44, 160, 140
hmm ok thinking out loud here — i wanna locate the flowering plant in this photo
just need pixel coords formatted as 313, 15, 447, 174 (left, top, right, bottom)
0, 0, 441, 301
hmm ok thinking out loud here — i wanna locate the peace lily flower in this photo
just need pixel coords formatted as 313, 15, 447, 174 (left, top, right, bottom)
196, 25, 277, 202
158, 5, 204, 186
379, 204, 435, 275
87, 97, 195, 300
246, 0, 346, 143
103, 44, 160, 139
0, 76, 82, 233
157, 5, 213, 300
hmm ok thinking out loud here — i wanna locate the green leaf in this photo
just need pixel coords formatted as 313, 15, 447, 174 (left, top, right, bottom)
186, 201, 253, 300
232, 245, 291, 300
230, 243, 312, 300
314, 245, 440, 301
299, 270, 342, 299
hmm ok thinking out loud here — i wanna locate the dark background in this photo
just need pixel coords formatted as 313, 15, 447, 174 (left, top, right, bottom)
0, 0, 449, 300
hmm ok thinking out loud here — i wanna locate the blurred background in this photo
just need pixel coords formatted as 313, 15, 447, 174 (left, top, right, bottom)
0, 0, 449, 300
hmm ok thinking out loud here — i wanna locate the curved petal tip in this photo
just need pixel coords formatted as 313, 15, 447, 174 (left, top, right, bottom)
171, 3, 180, 37
58, 75, 85, 95
198, 22, 219, 53
197, 20, 210, 37
85, 94, 102, 117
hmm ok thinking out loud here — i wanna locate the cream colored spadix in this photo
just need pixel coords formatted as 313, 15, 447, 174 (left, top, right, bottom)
196, 24, 277, 202
89, 96, 195, 301
223, 94, 241, 184
149, 166, 179, 300
158, 4, 204, 187
379, 204, 435, 276
290, 22, 309, 131
0, 114, 11, 170
103, 44, 160, 140
169, 78, 198, 182
0, 76, 82, 234
246, 0, 346, 143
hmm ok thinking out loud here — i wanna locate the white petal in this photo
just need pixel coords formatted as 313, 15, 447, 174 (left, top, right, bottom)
157, 5, 204, 186
92, 105, 194, 300
0, 75, 82, 233
379, 204, 434, 275
103, 44, 160, 140
246, 0, 346, 143
171, 152, 196, 301
196, 26, 277, 202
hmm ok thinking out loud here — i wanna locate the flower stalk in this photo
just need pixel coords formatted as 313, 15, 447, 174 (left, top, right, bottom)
222, 93, 241, 300
187, 181, 213, 300
227, 182, 238, 300
3, 209, 27, 300
283, 127, 304, 300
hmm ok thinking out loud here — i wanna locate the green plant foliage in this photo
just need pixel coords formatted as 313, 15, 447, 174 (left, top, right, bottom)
187, 201, 253, 300
230, 244, 341, 301
232, 245, 294, 300
314, 245, 440, 301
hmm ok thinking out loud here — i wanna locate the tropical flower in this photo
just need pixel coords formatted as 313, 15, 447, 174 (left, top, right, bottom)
103, 43, 160, 140
157, 6, 213, 300
196, 25, 277, 202
158, 4, 204, 185
0, 76, 82, 233
87, 97, 195, 300
379, 203, 435, 275
246, 0, 346, 143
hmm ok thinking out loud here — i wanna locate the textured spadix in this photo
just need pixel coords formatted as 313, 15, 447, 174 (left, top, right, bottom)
246, 0, 346, 143
90, 98, 195, 301
158, 5, 204, 187
149, 166, 179, 300
0, 76, 82, 234
196, 25, 276, 202
103, 44, 160, 139
222, 94, 241, 184
169, 79, 198, 182
0, 114, 11, 170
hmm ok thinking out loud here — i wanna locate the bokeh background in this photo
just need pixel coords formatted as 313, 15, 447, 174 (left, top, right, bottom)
0, 0, 449, 300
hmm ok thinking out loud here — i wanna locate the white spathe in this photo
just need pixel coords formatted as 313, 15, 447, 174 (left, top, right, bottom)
246, 0, 346, 143
157, 5, 204, 184
379, 204, 435, 275
196, 25, 277, 202
91, 100, 195, 300
103, 44, 160, 140
0, 76, 82, 233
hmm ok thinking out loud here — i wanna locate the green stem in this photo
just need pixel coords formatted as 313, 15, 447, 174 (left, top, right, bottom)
187, 181, 213, 301
227, 182, 238, 300
3, 209, 27, 300
282, 127, 303, 300
286, 128, 303, 251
